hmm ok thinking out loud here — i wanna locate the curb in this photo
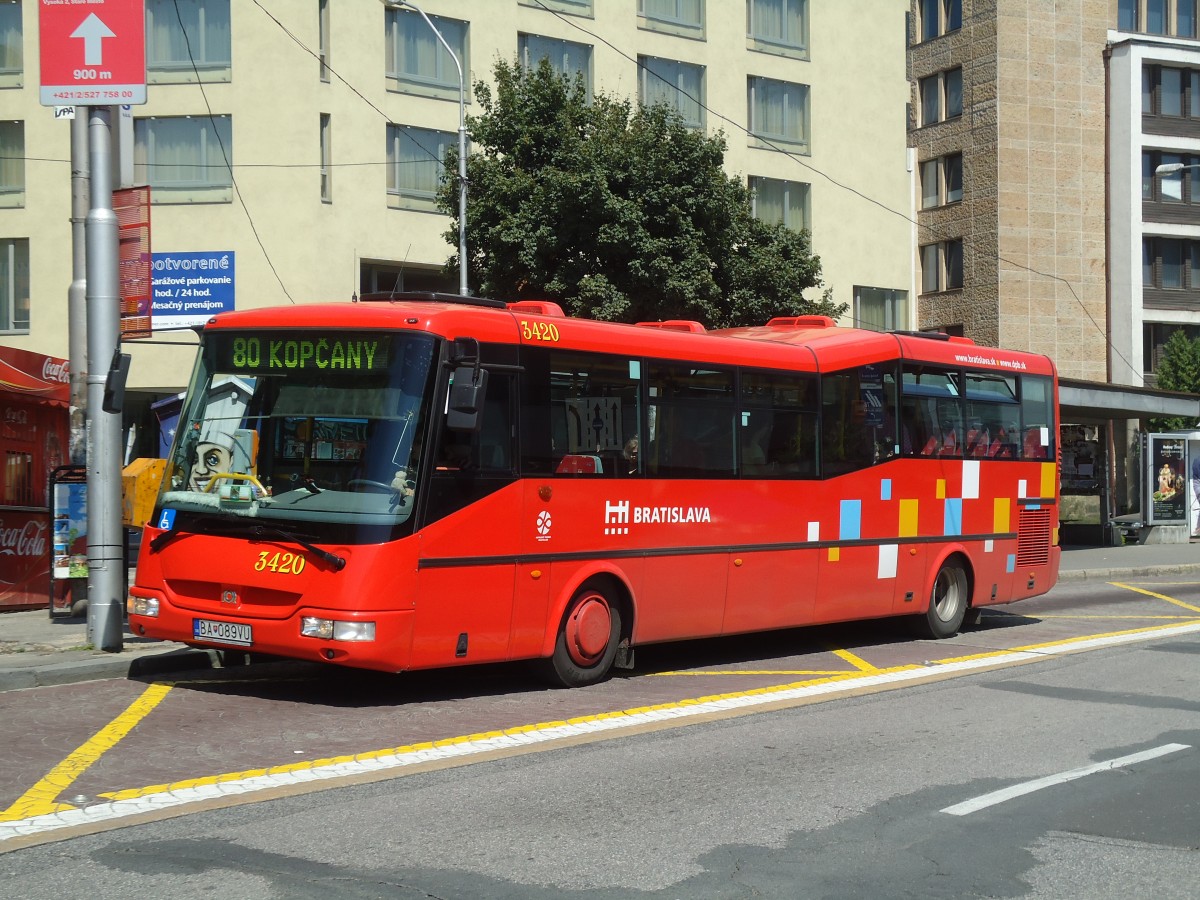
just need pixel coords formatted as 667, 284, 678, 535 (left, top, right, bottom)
0, 648, 219, 693
1057, 563, 1200, 582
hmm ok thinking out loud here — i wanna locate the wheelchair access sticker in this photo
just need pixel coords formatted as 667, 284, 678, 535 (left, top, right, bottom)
158, 508, 177, 530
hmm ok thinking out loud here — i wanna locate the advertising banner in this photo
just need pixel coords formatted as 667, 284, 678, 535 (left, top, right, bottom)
151, 251, 235, 330
1147, 433, 1188, 525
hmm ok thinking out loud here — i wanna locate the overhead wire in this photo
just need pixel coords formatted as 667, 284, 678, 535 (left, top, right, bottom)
172, 0, 294, 302
527, 0, 1134, 378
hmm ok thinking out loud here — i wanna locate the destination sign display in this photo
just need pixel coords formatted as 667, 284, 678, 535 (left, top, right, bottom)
213, 334, 392, 374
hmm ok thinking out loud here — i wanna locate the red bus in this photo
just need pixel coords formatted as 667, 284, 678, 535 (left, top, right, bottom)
128, 293, 1060, 687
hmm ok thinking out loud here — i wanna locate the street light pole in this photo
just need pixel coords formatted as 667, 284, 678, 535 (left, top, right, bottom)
386, 0, 468, 296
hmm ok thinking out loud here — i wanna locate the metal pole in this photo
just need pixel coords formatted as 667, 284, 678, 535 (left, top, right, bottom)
69, 112, 88, 466
399, 1, 468, 295
84, 106, 123, 652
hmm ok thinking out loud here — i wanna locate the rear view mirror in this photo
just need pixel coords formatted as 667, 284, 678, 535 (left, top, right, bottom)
447, 365, 488, 431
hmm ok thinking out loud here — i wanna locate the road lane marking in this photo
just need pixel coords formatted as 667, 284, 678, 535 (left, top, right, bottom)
940, 743, 1191, 816
0, 683, 172, 823
831, 648, 881, 673
4, 620, 1199, 849
1108, 582, 1200, 614
1038, 615, 1200, 620
651, 670, 852, 677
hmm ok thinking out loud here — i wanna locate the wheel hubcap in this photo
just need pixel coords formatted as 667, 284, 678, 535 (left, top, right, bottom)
934, 569, 964, 622
565, 592, 611, 666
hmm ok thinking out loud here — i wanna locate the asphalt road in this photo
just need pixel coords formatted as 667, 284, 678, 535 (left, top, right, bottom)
1, 578, 1198, 898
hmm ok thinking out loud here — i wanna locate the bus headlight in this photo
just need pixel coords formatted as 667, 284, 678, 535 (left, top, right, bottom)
128, 596, 159, 617
301, 617, 376, 642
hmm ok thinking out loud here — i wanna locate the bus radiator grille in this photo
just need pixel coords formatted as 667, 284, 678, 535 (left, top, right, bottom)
1016, 507, 1052, 567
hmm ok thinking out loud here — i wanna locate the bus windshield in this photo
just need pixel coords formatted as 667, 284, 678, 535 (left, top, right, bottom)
156, 329, 437, 540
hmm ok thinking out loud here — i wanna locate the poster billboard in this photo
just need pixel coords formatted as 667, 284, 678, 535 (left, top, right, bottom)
151, 251, 235, 330
1146, 433, 1188, 525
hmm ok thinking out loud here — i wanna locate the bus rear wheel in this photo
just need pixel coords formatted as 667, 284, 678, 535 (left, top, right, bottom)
541, 586, 621, 688
917, 559, 968, 639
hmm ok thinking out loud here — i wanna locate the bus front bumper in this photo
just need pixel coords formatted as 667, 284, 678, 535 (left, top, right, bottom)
127, 591, 413, 673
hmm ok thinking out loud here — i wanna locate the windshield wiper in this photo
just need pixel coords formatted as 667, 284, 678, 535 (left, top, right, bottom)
149, 518, 346, 571
249, 523, 346, 571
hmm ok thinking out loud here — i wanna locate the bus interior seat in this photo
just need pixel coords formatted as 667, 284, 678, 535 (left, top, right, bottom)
556, 454, 603, 474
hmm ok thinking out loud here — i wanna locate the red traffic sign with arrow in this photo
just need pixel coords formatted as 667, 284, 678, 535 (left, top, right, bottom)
39, 0, 146, 107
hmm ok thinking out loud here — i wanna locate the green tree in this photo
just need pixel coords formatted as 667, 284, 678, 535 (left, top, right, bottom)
1151, 328, 1200, 431
436, 59, 841, 327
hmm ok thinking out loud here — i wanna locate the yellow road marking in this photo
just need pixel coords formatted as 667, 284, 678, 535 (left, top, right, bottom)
933, 620, 1193, 665
831, 648, 881, 673
0, 683, 172, 822
1038, 614, 1200, 620
1108, 582, 1200, 614
651, 669, 850, 677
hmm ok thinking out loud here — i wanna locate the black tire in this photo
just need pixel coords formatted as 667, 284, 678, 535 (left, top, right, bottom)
540, 585, 622, 688
916, 558, 968, 639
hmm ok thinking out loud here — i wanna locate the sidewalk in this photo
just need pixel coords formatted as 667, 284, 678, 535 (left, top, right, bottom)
2, 542, 1199, 692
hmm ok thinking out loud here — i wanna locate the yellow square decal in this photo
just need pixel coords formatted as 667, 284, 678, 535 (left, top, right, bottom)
1041, 462, 1056, 499
828, 547, 840, 562
994, 497, 1010, 533
936, 479, 946, 499
899, 499, 919, 537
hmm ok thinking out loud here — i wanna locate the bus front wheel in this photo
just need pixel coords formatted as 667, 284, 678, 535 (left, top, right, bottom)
917, 559, 968, 639
541, 586, 622, 688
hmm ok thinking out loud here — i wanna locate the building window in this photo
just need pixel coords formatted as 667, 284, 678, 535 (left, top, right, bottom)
855, 286, 908, 332
748, 76, 809, 150
318, 0, 330, 82
320, 113, 331, 202
1143, 64, 1200, 125
1143, 236, 1200, 289
917, 0, 961, 43
145, 0, 232, 84
386, 8, 469, 101
0, 120, 23, 207
1142, 149, 1200, 202
1121, 0, 1199, 34
0, 0, 21, 88
917, 67, 962, 127
521, 0, 594, 15
4, 450, 32, 505
920, 239, 963, 293
518, 33, 593, 96
0, 238, 30, 333
387, 124, 453, 211
639, 56, 705, 129
134, 116, 233, 203
639, 0, 705, 39
1144, 323, 1200, 376
747, 0, 808, 57
920, 152, 962, 208
749, 176, 810, 232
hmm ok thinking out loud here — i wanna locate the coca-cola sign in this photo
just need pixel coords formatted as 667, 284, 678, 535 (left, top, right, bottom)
0, 519, 48, 559
42, 359, 70, 384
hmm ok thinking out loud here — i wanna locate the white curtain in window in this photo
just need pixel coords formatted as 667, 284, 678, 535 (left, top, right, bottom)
521, 35, 591, 84
0, 121, 22, 193
391, 11, 463, 86
921, 244, 941, 293
752, 177, 785, 225
135, 117, 232, 188
644, 0, 701, 24
753, 0, 804, 46
921, 160, 940, 209
0, 3, 21, 72
752, 78, 802, 142
146, 0, 231, 67
0, 239, 29, 330
389, 126, 449, 198
642, 58, 702, 126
